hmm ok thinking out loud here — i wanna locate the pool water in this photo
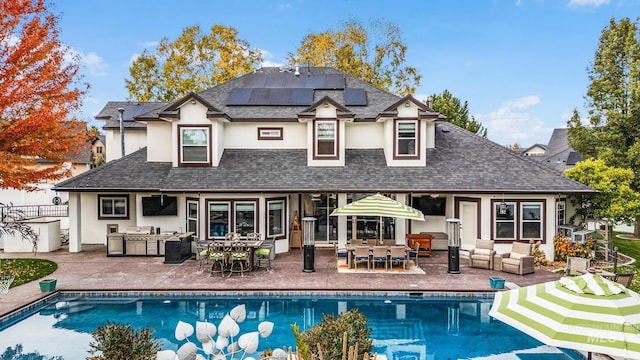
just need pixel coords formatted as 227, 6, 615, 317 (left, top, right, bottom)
0, 294, 583, 360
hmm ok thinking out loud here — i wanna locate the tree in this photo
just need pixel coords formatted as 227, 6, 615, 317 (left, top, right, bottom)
567, 17, 640, 236
565, 159, 640, 225
430, 90, 487, 137
0, 0, 88, 190
126, 24, 262, 102
88, 322, 160, 360
288, 19, 421, 96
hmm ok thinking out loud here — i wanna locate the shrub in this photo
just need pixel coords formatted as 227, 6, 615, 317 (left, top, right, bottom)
87, 322, 160, 360
529, 239, 548, 266
295, 308, 372, 360
553, 232, 595, 261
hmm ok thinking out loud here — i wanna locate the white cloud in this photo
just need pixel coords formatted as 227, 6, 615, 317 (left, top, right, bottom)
476, 95, 552, 146
567, 0, 610, 7
64, 48, 108, 77
258, 48, 285, 68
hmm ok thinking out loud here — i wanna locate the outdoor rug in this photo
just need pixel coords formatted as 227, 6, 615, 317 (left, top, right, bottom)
336, 258, 425, 274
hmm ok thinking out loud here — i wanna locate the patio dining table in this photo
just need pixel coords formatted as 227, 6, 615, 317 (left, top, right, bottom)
208, 240, 264, 272
344, 245, 411, 269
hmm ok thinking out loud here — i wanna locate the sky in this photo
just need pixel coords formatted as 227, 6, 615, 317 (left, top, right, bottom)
51, 0, 639, 147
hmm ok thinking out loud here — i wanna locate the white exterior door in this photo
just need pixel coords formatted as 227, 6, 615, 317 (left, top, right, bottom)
460, 201, 478, 250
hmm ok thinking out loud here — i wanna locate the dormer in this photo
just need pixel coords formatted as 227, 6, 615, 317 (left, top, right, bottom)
299, 96, 354, 167
380, 95, 440, 167
143, 92, 228, 167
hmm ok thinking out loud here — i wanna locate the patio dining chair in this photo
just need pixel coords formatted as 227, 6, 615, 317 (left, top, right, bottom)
229, 242, 250, 277
614, 272, 635, 287
254, 236, 274, 272
195, 242, 210, 271
353, 246, 370, 270
389, 245, 407, 270
372, 246, 389, 271
208, 243, 227, 277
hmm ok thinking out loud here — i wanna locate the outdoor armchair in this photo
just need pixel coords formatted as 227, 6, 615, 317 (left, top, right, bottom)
500, 242, 535, 275
468, 239, 496, 270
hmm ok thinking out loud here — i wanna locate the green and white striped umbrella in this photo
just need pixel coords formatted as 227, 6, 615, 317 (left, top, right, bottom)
489, 272, 640, 359
330, 193, 425, 221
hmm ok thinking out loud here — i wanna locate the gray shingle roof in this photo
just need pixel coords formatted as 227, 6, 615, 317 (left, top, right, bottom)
55, 122, 595, 194
96, 101, 169, 130
537, 128, 585, 172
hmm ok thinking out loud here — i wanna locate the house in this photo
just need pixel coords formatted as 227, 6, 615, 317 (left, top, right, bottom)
519, 144, 546, 157
538, 128, 584, 173
54, 66, 596, 258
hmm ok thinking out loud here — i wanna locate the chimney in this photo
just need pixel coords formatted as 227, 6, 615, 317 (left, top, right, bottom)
118, 107, 125, 159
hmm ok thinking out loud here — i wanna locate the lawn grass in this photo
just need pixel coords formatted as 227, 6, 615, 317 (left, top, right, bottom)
0, 258, 57, 288
607, 231, 640, 291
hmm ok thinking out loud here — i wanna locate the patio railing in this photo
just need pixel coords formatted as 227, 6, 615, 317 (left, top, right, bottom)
0, 204, 69, 220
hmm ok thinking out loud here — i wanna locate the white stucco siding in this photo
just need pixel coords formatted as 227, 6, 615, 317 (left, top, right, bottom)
345, 122, 383, 149
105, 129, 147, 162
224, 122, 307, 149
72, 192, 137, 246
147, 122, 172, 162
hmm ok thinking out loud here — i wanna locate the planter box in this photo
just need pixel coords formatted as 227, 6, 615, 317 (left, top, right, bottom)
39, 279, 57, 292
489, 276, 505, 289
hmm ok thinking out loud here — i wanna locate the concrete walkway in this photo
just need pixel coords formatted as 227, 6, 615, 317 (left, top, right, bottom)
0, 245, 561, 317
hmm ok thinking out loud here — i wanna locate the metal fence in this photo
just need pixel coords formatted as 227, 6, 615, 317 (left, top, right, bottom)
0, 204, 69, 220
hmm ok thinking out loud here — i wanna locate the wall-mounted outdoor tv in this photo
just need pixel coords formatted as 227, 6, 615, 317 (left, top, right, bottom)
412, 196, 446, 216
142, 195, 178, 216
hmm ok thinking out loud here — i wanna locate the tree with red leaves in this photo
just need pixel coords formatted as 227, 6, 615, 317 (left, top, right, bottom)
0, 0, 88, 190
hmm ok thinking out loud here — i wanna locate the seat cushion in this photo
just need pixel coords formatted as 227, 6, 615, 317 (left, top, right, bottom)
255, 248, 270, 256
471, 254, 491, 261
510, 252, 526, 260
502, 258, 520, 266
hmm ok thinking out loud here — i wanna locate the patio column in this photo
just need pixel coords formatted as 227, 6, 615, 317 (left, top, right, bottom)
68, 192, 82, 253
394, 193, 408, 245
336, 193, 348, 247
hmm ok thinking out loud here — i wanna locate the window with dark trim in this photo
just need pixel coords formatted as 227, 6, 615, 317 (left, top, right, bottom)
266, 198, 286, 239
98, 194, 129, 219
179, 125, 211, 166
258, 127, 283, 140
556, 199, 566, 226
314, 120, 338, 159
207, 199, 259, 239
492, 199, 545, 241
394, 119, 419, 159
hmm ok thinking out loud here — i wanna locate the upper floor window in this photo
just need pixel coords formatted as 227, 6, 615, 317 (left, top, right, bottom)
96, 146, 103, 154
98, 194, 129, 219
395, 120, 419, 159
179, 125, 211, 166
314, 120, 338, 159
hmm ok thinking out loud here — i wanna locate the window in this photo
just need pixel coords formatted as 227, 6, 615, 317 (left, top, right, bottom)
179, 126, 210, 165
267, 198, 286, 238
314, 120, 338, 159
96, 146, 103, 154
208, 202, 230, 238
258, 127, 283, 140
98, 195, 129, 219
492, 200, 545, 241
556, 199, 566, 226
521, 203, 542, 239
207, 199, 259, 239
395, 120, 419, 159
494, 202, 516, 240
235, 202, 256, 235
187, 199, 199, 238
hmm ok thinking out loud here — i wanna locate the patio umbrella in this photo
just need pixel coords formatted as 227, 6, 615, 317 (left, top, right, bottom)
489, 272, 640, 359
330, 193, 425, 243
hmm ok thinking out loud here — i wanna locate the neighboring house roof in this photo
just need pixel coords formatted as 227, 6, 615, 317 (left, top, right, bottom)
55, 122, 595, 194
97, 101, 169, 130
538, 128, 585, 172
519, 144, 546, 156
36, 143, 91, 165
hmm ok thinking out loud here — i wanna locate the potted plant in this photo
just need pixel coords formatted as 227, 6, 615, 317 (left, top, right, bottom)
39, 278, 57, 292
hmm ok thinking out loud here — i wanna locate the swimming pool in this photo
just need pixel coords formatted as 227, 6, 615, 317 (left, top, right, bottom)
0, 291, 583, 359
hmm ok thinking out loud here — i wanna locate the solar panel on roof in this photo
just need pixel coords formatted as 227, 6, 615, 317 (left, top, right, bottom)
122, 103, 163, 120
264, 75, 286, 88
305, 75, 324, 89
284, 75, 306, 88
226, 88, 252, 105
290, 88, 313, 105
269, 89, 291, 104
248, 88, 270, 104
323, 74, 345, 89
244, 74, 266, 88
344, 88, 367, 106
